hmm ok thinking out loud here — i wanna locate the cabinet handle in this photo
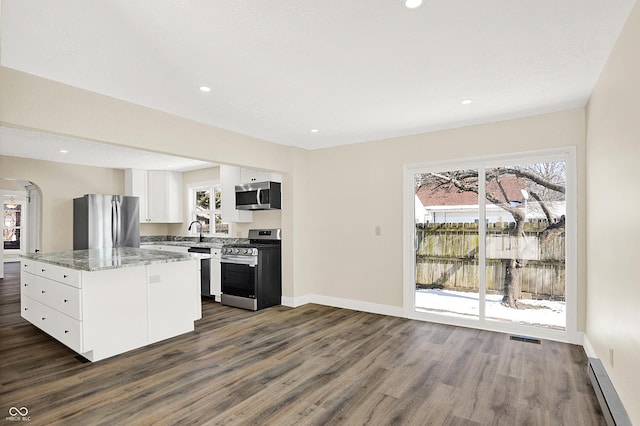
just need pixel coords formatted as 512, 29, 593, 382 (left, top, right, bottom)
24, 283, 28, 287
24, 307, 28, 311
63, 275, 68, 278
64, 330, 69, 334
41, 290, 46, 294
64, 299, 68, 303
41, 269, 46, 272
41, 317, 46, 321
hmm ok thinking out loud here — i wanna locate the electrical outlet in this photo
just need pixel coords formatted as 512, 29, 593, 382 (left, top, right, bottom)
609, 348, 614, 367
375, 226, 381, 236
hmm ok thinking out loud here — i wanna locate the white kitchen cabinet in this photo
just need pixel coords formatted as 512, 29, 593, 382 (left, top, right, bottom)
147, 261, 200, 343
147, 171, 183, 222
210, 248, 221, 301
220, 165, 253, 223
125, 169, 183, 223
125, 169, 149, 222
239, 168, 282, 184
21, 257, 199, 362
21, 259, 148, 361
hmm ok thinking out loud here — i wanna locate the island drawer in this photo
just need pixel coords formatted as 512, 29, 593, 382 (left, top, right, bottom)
22, 260, 82, 288
21, 296, 83, 353
21, 273, 82, 320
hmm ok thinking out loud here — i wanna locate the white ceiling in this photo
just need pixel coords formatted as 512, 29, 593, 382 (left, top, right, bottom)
0, 0, 636, 152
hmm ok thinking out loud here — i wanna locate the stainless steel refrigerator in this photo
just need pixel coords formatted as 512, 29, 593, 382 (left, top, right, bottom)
73, 194, 140, 250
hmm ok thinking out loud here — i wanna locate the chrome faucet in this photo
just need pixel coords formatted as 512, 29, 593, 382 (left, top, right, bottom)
188, 220, 203, 243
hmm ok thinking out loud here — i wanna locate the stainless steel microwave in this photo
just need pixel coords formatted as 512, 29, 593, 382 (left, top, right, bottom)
235, 181, 281, 210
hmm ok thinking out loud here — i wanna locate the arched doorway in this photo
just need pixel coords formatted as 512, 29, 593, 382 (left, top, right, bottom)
1, 179, 42, 277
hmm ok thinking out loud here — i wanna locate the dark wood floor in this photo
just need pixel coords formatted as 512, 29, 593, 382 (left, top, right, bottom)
1, 262, 604, 425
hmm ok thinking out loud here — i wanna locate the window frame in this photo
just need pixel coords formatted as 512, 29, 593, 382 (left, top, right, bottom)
187, 180, 230, 236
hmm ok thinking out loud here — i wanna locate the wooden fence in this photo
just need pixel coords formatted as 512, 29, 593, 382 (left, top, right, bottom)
415, 222, 566, 300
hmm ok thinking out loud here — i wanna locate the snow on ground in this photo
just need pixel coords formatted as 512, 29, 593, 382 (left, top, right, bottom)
415, 289, 566, 329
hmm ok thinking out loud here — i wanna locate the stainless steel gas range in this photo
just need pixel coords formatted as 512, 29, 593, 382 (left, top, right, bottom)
220, 229, 282, 311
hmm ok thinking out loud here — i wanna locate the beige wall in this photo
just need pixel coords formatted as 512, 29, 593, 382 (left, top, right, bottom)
0, 155, 124, 252
585, 0, 640, 422
305, 109, 587, 320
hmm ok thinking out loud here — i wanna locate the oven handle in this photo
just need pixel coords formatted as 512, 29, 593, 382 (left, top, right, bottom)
221, 255, 258, 267
256, 188, 263, 207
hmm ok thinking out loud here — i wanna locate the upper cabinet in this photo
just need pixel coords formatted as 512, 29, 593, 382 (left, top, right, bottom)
125, 169, 183, 223
239, 168, 282, 184
220, 165, 253, 223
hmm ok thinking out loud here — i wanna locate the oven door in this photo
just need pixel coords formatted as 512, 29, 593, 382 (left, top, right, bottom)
221, 256, 257, 298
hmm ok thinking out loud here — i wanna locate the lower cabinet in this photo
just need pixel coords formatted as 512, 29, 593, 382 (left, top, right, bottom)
22, 296, 83, 352
211, 249, 221, 300
21, 259, 199, 362
147, 261, 201, 343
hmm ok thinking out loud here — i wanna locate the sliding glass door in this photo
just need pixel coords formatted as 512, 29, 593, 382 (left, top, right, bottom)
414, 167, 481, 320
405, 149, 576, 342
483, 162, 567, 330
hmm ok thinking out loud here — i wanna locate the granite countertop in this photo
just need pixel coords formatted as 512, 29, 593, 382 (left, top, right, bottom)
141, 241, 225, 249
21, 247, 205, 272
140, 235, 249, 249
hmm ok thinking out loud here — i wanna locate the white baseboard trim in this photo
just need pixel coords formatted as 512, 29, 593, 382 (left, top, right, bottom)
283, 293, 404, 317
281, 294, 313, 308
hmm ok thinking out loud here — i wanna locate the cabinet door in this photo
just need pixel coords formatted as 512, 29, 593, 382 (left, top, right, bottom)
147, 261, 200, 343
81, 267, 149, 361
210, 251, 221, 301
240, 168, 282, 184
147, 171, 183, 223
125, 169, 150, 222
220, 165, 253, 223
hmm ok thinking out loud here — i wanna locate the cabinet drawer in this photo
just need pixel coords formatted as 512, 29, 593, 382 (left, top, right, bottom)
21, 296, 83, 353
22, 260, 81, 288
21, 273, 82, 320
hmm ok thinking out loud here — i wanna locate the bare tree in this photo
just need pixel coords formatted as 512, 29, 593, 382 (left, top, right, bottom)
415, 164, 565, 308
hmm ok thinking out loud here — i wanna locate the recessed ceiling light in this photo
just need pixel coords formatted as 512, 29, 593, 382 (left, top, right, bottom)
461, 99, 473, 105
404, 0, 423, 9
310, 129, 319, 133
60, 149, 69, 154
198, 86, 211, 92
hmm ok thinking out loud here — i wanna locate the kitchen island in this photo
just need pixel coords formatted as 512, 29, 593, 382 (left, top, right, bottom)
20, 247, 202, 362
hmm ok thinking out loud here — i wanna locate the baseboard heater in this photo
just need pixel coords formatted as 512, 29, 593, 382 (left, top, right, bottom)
587, 358, 631, 426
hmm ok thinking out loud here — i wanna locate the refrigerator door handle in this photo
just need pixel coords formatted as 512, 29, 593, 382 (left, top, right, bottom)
112, 199, 121, 247
116, 199, 122, 247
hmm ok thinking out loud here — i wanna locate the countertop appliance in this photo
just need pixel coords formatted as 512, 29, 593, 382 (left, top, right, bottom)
220, 229, 281, 311
73, 194, 140, 250
235, 181, 281, 210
